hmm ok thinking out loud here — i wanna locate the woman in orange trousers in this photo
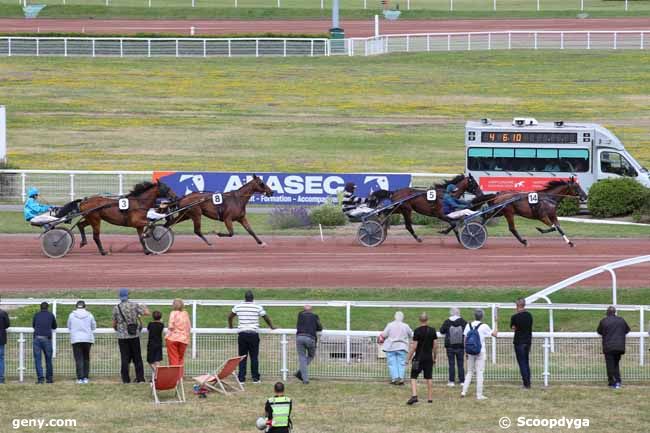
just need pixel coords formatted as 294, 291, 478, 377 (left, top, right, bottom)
166, 299, 191, 370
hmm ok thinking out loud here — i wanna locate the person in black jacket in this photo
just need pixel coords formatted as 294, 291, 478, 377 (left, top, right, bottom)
439, 307, 467, 387
32, 302, 58, 384
294, 305, 322, 384
596, 306, 630, 389
511, 298, 533, 389
0, 302, 10, 384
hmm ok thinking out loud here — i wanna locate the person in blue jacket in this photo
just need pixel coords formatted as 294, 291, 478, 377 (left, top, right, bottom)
443, 184, 477, 219
24, 187, 57, 225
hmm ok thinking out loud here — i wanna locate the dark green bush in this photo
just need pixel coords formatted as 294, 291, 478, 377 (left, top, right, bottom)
310, 202, 347, 227
587, 178, 647, 218
556, 196, 581, 217
633, 190, 650, 224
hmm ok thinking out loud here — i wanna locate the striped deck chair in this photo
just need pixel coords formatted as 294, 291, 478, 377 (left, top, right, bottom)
151, 365, 186, 404
192, 355, 246, 395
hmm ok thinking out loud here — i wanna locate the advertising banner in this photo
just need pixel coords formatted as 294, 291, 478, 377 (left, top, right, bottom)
153, 172, 412, 205
479, 176, 570, 192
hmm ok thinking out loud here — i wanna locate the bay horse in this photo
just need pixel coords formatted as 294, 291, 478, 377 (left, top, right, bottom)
368, 174, 483, 243
480, 177, 587, 247
73, 181, 174, 255
167, 175, 273, 247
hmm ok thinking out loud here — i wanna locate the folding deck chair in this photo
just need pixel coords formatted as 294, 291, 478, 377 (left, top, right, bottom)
192, 355, 246, 395
151, 365, 186, 404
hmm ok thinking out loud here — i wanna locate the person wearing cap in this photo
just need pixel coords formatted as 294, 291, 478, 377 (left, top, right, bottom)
32, 302, 57, 384
442, 183, 477, 219
67, 300, 97, 384
112, 288, 149, 384
146, 198, 171, 221
341, 182, 372, 219
228, 290, 276, 384
23, 187, 58, 225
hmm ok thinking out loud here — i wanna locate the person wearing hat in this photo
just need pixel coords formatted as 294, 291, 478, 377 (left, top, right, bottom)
67, 300, 97, 384
341, 182, 372, 219
146, 198, 171, 221
112, 288, 149, 384
23, 187, 58, 225
32, 302, 57, 384
442, 183, 477, 220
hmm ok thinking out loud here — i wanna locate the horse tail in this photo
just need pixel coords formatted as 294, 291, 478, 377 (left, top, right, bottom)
55, 199, 82, 218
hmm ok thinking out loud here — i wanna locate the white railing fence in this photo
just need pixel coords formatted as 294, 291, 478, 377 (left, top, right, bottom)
4, 327, 649, 384
0, 37, 330, 58
346, 31, 650, 56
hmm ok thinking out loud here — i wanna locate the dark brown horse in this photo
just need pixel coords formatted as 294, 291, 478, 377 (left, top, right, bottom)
167, 175, 273, 247
369, 174, 483, 243
480, 177, 587, 247
75, 181, 174, 255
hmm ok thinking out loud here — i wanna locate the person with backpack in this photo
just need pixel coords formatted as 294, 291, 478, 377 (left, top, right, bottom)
406, 313, 437, 405
439, 307, 467, 387
511, 298, 533, 389
461, 309, 497, 400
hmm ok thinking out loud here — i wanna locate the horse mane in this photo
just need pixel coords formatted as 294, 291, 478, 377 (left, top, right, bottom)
127, 181, 156, 197
434, 174, 465, 188
539, 179, 570, 192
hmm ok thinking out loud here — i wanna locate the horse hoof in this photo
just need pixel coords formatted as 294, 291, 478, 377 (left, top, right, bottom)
522, 240, 528, 247
260, 242, 267, 248
100, 251, 108, 256
416, 238, 423, 243
569, 242, 575, 248
80, 241, 87, 248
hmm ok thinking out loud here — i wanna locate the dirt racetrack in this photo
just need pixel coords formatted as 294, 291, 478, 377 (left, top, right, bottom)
1, 234, 648, 292
1, 17, 649, 37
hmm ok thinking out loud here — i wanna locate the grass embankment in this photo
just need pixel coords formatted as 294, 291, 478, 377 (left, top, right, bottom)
0, 382, 648, 433
2, 51, 650, 172
3, 286, 649, 332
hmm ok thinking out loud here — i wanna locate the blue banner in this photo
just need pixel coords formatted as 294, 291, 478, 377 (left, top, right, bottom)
153, 172, 412, 205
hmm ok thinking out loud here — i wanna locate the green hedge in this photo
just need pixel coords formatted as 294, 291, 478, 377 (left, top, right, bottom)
633, 189, 650, 224
309, 203, 347, 227
556, 196, 581, 217
588, 178, 648, 218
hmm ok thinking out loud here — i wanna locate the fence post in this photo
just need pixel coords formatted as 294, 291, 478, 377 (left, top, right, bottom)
508, 32, 512, 49
7, 37, 11, 57
92, 38, 96, 57
543, 337, 550, 387
426, 34, 430, 51
363, 0, 366, 8
447, 34, 451, 51
641, 32, 645, 50
310, 40, 314, 57
625, 0, 627, 10
490, 304, 497, 364
561, 32, 564, 50
69, 174, 75, 201
614, 32, 618, 50
21, 172, 26, 202
19, 332, 25, 383
256, 39, 259, 58
192, 301, 197, 359
548, 308, 555, 352
228, 39, 232, 57
120, 39, 123, 58
283, 39, 287, 57
281, 333, 288, 380
364, 39, 368, 56
147, 39, 151, 58
450, 0, 453, 11
36, 38, 39, 57
534, 32, 538, 50
536, 0, 539, 11
607, 268, 617, 305
203, 39, 207, 58
64, 38, 68, 57
175, 40, 179, 58
580, 0, 583, 11
406, 35, 410, 52
277, 0, 280, 7
118, 173, 123, 195
407, 0, 410, 9
493, 0, 496, 11
321, 0, 323, 8
467, 33, 471, 51
345, 302, 351, 364
640, 307, 645, 366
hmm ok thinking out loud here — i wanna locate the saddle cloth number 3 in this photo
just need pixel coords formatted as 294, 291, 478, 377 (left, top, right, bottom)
118, 198, 129, 210
528, 193, 539, 205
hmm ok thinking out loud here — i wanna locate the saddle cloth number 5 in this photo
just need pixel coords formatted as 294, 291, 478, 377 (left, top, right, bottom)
528, 193, 539, 205
426, 190, 437, 201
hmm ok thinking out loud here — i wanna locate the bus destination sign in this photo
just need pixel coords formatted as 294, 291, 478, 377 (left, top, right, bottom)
481, 131, 578, 144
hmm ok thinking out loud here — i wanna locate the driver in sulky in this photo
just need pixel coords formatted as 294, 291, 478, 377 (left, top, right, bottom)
146, 198, 171, 221
341, 182, 373, 219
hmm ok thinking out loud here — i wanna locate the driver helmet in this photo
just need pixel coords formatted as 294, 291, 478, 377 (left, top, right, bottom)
446, 184, 459, 194
344, 182, 356, 193
28, 187, 40, 198
155, 198, 170, 210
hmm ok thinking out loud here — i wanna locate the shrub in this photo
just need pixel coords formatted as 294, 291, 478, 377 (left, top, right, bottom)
587, 178, 647, 218
267, 207, 311, 229
633, 189, 650, 224
310, 202, 347, 227
556, 196, 580, 217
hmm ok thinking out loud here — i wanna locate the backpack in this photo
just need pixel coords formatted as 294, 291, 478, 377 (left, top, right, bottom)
465, 323, 483, 355
448, 324, 464, 346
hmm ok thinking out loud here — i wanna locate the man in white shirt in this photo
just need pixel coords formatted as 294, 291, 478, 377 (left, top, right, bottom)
228, 290, 276, 384
461, 309, 497, 400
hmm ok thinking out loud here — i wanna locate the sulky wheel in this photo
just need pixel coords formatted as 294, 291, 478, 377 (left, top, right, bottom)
459, 222, 488, 250
357, 220, 387, 248
41, 228, 74, 259
143, 225, 175, 255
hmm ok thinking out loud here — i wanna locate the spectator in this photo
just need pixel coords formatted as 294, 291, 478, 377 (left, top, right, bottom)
439, 307, 467, 387
165, 299, 191, 368
264, 382, 292, 433
294, 305, 322, 385
406, 312, 437, 405
380, 311, 412, 385
461, 309, 497, 400
510, 298, 533, 389
32, 302, 57, 384
67, 300, 96, 384
112, 288, 149, 384
147, 311, 164, 371
0, 301, 10, 384
597, 306, 630, 389
228, 290, 276, 384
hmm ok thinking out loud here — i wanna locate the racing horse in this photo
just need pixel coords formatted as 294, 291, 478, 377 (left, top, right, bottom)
166, 175, 274, 247
368, 174, 483, 243
479, 177, 587, 247
70, 181, 174, 255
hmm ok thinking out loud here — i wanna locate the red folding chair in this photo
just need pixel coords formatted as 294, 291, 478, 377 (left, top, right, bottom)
151, 365, 186, 404
192, 355, 246, 395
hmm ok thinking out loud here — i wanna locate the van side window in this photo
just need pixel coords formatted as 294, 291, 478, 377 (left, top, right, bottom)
600, 152, 638, 177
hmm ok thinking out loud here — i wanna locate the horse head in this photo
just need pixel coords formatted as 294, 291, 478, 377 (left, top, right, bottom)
568, 176, 588, 201
368, 189, 392, 208
465, 173, 484, 197
156, 180, 177, 201
250, 175, 274, 197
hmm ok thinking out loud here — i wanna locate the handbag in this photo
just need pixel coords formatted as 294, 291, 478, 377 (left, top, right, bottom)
117, 304, 139, 336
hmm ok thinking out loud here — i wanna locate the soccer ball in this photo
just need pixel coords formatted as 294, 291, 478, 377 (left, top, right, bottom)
255, 417, 268, 431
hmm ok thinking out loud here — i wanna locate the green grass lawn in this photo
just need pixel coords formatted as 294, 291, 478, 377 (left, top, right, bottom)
0, 381, 648, 433
2, 51, 650, 172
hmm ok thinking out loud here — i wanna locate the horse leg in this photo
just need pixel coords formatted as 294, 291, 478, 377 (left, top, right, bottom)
78, 220, 88, 248
216, 218, 235, 238
189, 212, 211, 246
504, 209, 528, 247
438, 216, 457, 235
401, 209, 422, 243
90, 219, 108, 256
536, 225, 557, 234
136, 226, 152, 255
239, 216, 266, 247
548, 215, 574, 247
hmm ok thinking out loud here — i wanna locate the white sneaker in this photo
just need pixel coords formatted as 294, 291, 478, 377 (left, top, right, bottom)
253, 380, 262, 384
476, 395, 488, 400
447, 382, 455, 387
83, 378, 89, 384
460, 392, 466, 398
77, 379, 84, 385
